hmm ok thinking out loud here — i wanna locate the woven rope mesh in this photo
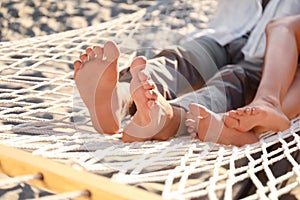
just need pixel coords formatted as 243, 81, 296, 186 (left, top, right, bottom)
0, 0, 300, 199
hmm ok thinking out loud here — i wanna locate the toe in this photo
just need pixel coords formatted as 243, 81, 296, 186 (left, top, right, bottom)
186, 117, 199, 133
131, 56, 146, 68
87, 50, 96, 60
130, 56, 147, 77
73, 60, 82, 78
223, 114, 239, 128
245, 107, 252, 115
250, 107, 259, 115
103, 41, 120, 62
228, 110, 239, 119
185, 118, 195, 127
138, 69, 151, 82
187, 126, 196, 134
93, 46, 103, 59
80, 54, 88, 62
143, 80, 155, 90
236, 108, 245, 116
190, 132, 198, 139
186, 112, 198, 122
145, 90, 158, 100
86, 47, 93, 55
73, 60, 82, 70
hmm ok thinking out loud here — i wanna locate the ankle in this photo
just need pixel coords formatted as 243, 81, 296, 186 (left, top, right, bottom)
254, 95, 281, 108
165, 106, 186, 136
152, 106, 185, 141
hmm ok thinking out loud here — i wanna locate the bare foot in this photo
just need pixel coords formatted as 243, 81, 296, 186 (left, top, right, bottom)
223, 98, 290, 132
123, 57, 184, 142
73, 41, 120, 134
186, 103, 259, 146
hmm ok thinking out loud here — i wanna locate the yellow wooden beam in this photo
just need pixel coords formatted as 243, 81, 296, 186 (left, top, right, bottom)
0, 144, 161, 200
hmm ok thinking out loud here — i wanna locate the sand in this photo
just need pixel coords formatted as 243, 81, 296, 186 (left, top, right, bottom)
0, 1, 157, 199
0, 0, 156, 42
0, 0, 299, 199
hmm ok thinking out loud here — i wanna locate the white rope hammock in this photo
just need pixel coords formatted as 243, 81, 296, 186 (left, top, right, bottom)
0, 0, 300, 199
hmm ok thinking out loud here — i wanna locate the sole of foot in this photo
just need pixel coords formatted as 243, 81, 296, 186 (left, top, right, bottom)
73, 41, 121, 134
123, 57, 181, 142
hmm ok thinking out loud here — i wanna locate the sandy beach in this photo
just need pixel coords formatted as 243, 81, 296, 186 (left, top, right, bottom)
0, 1, 157, 199
0, 0, 156, 42
1, 0, 300, 199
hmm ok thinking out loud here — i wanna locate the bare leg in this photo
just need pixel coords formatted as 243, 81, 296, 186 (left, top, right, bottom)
250, 68, 300, 133
281, 68, 300, 119
74, 41, 129, 134
225, 102, 290, 132
186, 104, 258, 146
123, 57, 185, 142
224, 17, 300, 132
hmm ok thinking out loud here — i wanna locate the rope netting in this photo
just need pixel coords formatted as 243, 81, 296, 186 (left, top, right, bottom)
0, 0, 300, 199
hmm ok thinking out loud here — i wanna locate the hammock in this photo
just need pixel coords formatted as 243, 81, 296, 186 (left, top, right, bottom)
0, 0, 300, 199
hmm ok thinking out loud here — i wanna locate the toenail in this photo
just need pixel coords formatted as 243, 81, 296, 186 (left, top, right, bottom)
191, 132, 197, 139
188, 126, 195, 133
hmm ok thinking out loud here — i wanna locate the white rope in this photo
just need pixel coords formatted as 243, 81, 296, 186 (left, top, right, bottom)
0, 174, 42, 188
26, 190, 90, 200
0, 0, 299, 199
